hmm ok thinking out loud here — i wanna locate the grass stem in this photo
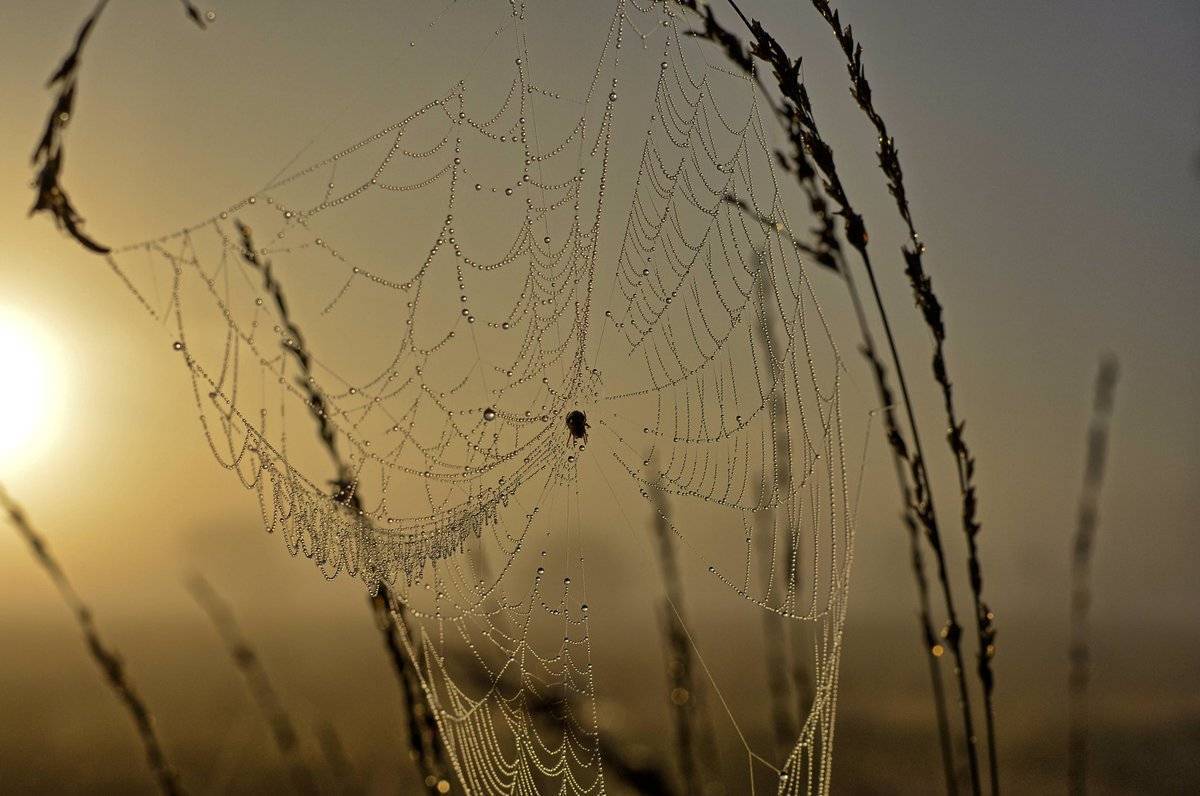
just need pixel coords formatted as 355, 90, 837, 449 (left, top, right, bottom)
1, 484, 185, 795
1068, 356, 1119, 795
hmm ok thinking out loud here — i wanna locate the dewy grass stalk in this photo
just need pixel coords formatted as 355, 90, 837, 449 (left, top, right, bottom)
804, 4, 999, 789
680, 0, 998, 791
234, 222, 454, 795
29, 0, 205, 256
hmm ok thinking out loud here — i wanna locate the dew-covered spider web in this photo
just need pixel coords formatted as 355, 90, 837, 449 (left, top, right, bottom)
97, 1, 859, 793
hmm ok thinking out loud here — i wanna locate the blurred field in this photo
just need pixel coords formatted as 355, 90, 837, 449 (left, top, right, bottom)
2, 513, 1197, 794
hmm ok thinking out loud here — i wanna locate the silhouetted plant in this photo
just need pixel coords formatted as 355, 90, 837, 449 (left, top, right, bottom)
1068, 356, 1119, 796
681, 0, 1001, 791
1, 484, 185, 795
234, 221, 454, 794
30, 0, 206, 254
188, 573, 320, 795
805, 4, 999, 787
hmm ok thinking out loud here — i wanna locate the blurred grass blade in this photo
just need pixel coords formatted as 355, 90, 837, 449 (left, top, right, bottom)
1, 483, 185, 795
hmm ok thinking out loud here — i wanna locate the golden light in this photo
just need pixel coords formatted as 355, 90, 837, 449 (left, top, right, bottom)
0, 308, 64, 470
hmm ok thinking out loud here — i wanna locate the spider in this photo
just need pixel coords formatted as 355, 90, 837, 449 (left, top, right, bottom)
565, 409, 589, 446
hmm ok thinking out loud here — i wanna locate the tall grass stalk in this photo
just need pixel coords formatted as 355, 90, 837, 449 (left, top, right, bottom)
751, 250, 807, 762
30, 8, 453, 787
648, 477, 704, 793
804, 4, 999, 788
30, 0, 204, 255
243, 219, 677, 794
0, 484, 185, 795
1068, 356, 1119, 795
681, 0, 990, 790
234, 222, 453, 794
316, 720, 362, 794
187, 574, 319, 795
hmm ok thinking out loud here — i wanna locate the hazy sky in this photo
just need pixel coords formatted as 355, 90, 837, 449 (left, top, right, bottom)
0, 2, 1197, 792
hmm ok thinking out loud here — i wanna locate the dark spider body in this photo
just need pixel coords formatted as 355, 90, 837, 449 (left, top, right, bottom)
565, 409, 589, 445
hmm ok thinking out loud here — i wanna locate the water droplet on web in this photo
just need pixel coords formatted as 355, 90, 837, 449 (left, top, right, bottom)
483, 407, 497, 422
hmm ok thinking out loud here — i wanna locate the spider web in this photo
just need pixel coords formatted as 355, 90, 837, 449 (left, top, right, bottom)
98, 1, 857, 792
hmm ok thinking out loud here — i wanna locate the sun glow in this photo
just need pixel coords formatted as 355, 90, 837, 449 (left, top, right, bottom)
0, 309, 63, 469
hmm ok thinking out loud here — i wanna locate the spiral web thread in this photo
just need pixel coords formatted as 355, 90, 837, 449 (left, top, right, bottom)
100, 1, 857, 792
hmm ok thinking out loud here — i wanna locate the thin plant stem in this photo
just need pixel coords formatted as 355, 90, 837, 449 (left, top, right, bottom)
28, 8, 450, 791
233, 221, 453, 794
187, 574, 320, 795
682, 1, 970, 790
804, 3, 1000, 789
648, 474, 703, 794
30, 0, 205, 254
752, 249, 803, 763
1068, 356, 1119, 795
1, 484, 185, 795
317, 720, 363, 794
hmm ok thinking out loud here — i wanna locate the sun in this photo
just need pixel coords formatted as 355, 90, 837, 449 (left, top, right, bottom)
0, 308, 63, 470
